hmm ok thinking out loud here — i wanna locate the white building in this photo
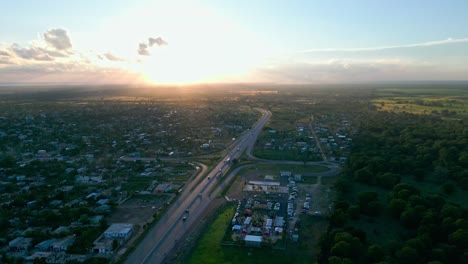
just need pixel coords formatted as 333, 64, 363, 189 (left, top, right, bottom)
104, 223, 134, 240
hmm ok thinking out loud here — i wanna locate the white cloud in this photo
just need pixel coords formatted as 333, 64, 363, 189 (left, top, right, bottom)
137, 36, 167, 56
43, 28, 72, 50
148, 37, 168, 47
103, 52, 124, 61
138, 43, 150, 56
298, 38, 468, 53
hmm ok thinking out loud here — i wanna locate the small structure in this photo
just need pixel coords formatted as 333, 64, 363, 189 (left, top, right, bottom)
154, 183, 171, 193
248, 181, 280, 186
294, 174, 302, 181
244, 235, 262, 247
279, 171, 292, 178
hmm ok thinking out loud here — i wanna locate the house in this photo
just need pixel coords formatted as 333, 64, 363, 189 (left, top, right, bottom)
103, 223, 134, 241
9, 237, 33, 252
97, 199, 108, 206
51, 236, 75, 252
52, 226, 70, 235
35, 238, 57, 251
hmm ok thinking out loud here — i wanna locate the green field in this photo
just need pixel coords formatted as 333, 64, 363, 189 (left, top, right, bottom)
372, 87, 468, 119
254, 149, 321, 162
239, 163, 330, 174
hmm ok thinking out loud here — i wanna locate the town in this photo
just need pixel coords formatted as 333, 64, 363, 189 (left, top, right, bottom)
1, 84, 467, 264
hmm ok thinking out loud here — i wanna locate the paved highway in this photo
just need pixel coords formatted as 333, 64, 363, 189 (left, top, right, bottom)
125, 109, 271, 264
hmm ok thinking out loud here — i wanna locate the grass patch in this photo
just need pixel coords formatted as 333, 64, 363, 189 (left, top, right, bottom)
320, 177, 337, 186
187, 205, 235, 264
302, 177, 318, 184
122, 176, 154, 192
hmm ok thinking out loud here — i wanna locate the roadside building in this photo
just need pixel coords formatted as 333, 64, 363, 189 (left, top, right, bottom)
104, 223, 134, 241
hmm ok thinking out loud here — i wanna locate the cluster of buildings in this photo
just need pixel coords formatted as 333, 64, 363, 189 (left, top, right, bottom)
7, 223, 134, 263
230, 199, 286, 248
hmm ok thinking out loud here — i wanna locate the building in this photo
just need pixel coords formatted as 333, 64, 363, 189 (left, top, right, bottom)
104, 223, 134, 240
51, 236, 75, 252
244, 235, 262, 247
35, 238, 57, 251
93, 237, 114, 254
9, 237, 33, 252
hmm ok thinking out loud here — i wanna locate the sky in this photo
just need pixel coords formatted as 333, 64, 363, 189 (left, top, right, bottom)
1, 0, 467, 84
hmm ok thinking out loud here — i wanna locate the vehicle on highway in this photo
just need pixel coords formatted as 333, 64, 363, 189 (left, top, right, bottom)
207, 176, 210, 180
182, 216, 187, 221
185, 209, 189, 213
198, 192, 202, 198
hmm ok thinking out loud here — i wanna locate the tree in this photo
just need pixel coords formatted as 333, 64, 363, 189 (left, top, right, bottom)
347, 205, 360, 220
389, 198, 407, 218
354, 167, 373, 184
449, 229, 468, 249
400, 208, 422, 228
396, 246, 419, 264
367, 244, 385, 263
377, 173, 401, 189
441, 183, 455, 195
328, 256, 353, 264
331, 241, 352, 258
329, 209, 347, 227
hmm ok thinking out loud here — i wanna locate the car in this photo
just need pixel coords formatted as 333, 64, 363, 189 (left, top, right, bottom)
207, 176, 210, 180
185, 209, 189, 213
198, 192, 202, 197
182, 216, 187, 221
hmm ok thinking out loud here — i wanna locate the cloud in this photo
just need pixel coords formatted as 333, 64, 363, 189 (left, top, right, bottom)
103, 52, 124, 61
137, 36, 167, 56
298, 38, 468, 53
10, 44, 70, 62
0, 62, 144, 83
0, 59, 13, 65
43, 28, 72, 50
0, 50, 10, 56
148, 37, 168, 47
138, 43, 150, 56
252, 59, 468, 83
11, 45, 54, 61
